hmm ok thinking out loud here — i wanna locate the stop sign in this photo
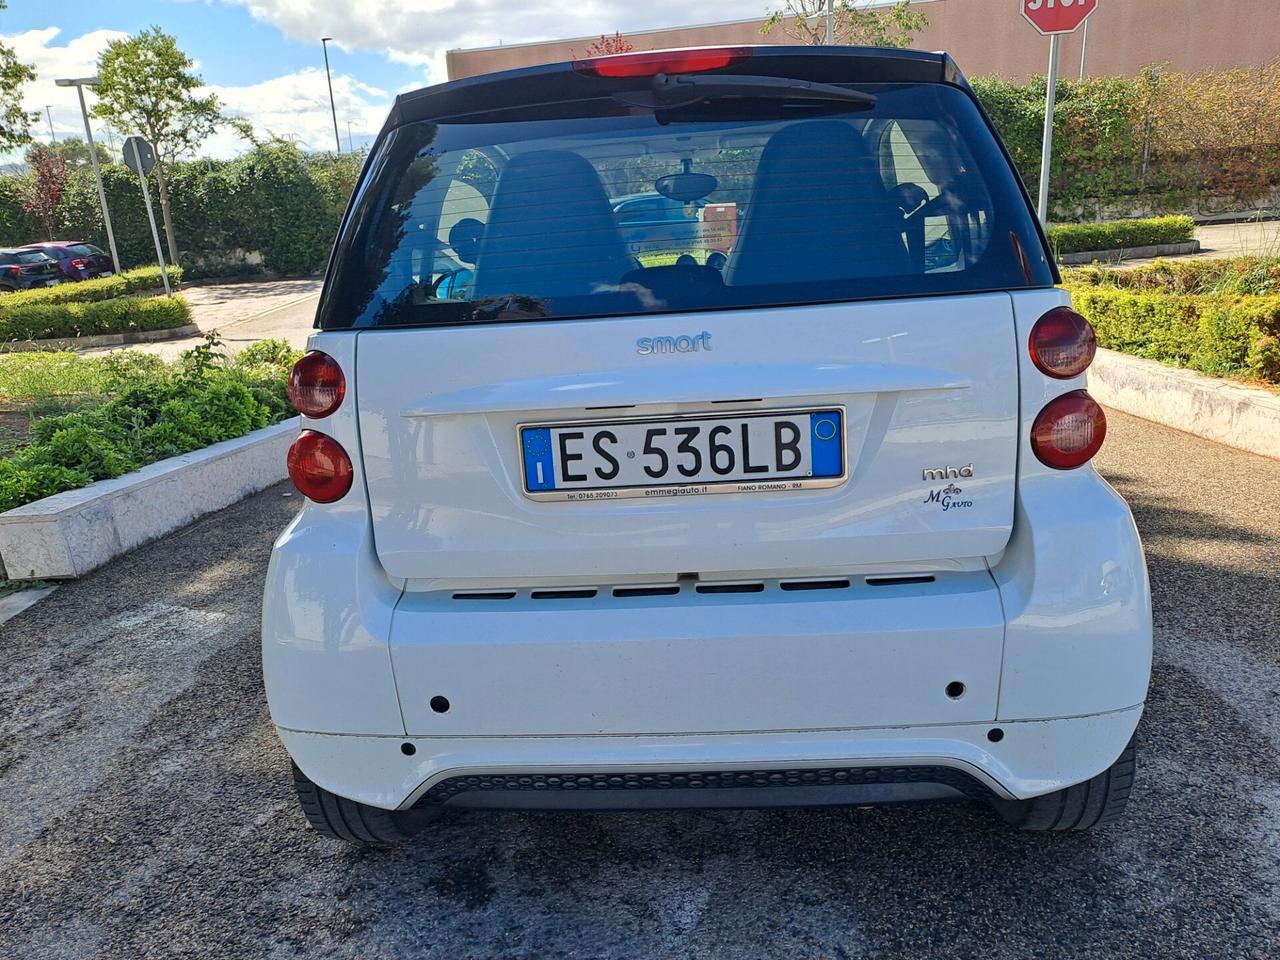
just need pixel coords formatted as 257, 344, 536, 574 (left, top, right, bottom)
1022, 0, 1097, 35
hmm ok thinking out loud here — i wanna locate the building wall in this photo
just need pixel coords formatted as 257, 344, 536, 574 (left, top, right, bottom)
446, 0, 1279, 81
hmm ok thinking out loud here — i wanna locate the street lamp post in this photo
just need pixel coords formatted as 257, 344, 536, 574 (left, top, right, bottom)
44, 105, 56, 143
346, 119, 353, 152
55, 77, 120, 272
320, 37, 342, 153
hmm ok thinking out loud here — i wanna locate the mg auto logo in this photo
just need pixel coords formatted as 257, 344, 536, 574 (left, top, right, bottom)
636, 331, 712, 355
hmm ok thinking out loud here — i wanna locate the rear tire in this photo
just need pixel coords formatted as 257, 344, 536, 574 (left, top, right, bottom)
291, 762, 438, 844
993, 737, 1136, 832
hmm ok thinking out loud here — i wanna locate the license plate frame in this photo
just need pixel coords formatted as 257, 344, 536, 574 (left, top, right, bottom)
518, 407, 846, 502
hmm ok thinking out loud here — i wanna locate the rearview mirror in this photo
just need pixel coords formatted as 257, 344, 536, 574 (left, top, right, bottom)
655, 172, 718, 202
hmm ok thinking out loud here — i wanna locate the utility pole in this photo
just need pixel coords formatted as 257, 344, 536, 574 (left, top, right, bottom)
321, 37, 341, 153
55, 77, 120, 272
1079, 18, 1090, 81
346, 119, 353, 152
825, 0, 836, 44
1037, 34, 1062, 225
44, 105, 56, 143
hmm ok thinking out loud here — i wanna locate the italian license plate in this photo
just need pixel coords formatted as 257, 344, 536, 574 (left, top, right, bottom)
520, 409, 845, 501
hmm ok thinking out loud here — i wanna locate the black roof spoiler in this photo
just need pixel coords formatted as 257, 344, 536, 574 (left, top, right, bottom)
385, 45, 971, 130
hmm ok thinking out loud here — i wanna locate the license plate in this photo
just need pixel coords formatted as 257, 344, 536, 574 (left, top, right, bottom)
520, 409, 845, 501
100, 271, 114, 276
47, 279, 62, 285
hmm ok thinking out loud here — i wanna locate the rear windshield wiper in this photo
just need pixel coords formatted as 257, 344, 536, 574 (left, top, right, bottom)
641, 72, 878, 110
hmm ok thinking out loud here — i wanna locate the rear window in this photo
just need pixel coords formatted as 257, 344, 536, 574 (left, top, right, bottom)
322, 82, 1051, 330
68, 243, 102, 257
13, 251, 51, 265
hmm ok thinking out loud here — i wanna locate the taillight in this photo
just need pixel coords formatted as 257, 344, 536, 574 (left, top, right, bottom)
1029, 307, 1096, 379
70, 258, 90, 268
287, 350, 345, 418
5, 266, 17, 276
1031, 390, 1107, 469
287, 430, 353, 502
573, 47, 752, 78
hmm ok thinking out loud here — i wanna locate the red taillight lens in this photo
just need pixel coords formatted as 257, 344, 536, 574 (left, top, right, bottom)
1029, 307, 1097, 379
70, 258, 90, 268
1031, 390, 1107, 469
288, 350, 345, 418
287, 430, 353, 502
573, 47, 752, 78
6, 266, 18, 276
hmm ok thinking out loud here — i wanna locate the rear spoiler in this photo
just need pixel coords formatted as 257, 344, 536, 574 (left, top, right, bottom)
387, 46, 971, 128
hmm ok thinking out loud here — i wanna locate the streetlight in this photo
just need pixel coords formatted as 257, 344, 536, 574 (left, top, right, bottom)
54, 77, 120, 272
346, 119, 353, 152
44, 105, 55, 143
320, 37, 341, 153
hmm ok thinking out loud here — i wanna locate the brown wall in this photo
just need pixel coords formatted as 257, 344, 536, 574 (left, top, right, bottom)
447, 0, 1280, 81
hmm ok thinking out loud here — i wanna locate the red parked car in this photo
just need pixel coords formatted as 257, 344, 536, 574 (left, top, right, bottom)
19, 241, 115, 281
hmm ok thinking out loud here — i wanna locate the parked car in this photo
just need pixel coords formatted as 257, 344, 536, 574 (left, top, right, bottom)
0, 248, 63, 292
19, 241, 115, 281
612, 192, 705, 258
265, 45, 1152, 844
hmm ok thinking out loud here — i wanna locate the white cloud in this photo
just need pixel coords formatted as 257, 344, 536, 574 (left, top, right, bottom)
0, 27, 389, 160
205, 68, 390, 155
1, 27, 130, 148
221, 0, 765, 86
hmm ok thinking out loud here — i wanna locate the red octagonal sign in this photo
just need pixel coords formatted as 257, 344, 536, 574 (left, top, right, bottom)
1022, 0, 1098, 35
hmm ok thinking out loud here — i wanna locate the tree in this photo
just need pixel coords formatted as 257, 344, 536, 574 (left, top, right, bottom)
0, 1, 37, 151
762, 0, 928, 48
573, 31, 632, 59
91, 27, 222, 266
52, 136, 114, 168
18, 145, 69, 240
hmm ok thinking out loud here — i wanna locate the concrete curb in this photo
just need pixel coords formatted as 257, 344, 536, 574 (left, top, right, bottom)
0, 417, 298, 581
0, 323, 200, 353
1088, 350, 1280, 461
1059, 240, 1201, 265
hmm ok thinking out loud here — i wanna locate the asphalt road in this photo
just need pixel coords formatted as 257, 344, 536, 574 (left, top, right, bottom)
1, 410, 1278, 959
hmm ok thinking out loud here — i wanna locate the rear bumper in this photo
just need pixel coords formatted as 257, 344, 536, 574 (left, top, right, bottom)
278, 705, 1143, 810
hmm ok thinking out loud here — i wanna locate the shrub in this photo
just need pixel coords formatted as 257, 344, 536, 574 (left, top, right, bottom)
0, 265, 183, 311
1048, 216, 1196, 255
0, 295, 190, 343
1064, 258, 1280, 383
0, 338, 297, 512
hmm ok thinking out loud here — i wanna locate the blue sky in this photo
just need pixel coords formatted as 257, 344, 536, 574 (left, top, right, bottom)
2, 0, 777, 159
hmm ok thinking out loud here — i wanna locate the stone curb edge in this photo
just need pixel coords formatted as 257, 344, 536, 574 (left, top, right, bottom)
0, 323, 200, 353
1088, 350, 1280, 461
0, 417, 299, 581
1058, 240, 1201, 266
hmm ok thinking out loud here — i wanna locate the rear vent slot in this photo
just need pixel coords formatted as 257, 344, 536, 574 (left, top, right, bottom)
612, 585, 681, 598
530, 589, 599, 600
779, 579, 851, 592
451, 591, 517, 601
865, 575, 936, 587
695, 582, 765, 595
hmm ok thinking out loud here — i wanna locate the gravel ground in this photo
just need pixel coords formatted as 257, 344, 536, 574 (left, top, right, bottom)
1, 410, 1278, 959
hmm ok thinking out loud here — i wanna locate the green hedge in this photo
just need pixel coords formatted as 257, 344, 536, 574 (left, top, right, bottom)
0, 295, 191, 343
0, 339, 299, 512
1048, 216, 1197, 255
0, 265, 182, 311
1065, 259, 1280, 383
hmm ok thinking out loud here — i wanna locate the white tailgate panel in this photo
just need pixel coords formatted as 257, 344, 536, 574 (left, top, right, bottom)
357, 295, 1018, 581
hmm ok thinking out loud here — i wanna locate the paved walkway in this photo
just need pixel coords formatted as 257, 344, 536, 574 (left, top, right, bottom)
0, 409, 1278, 958
1115, 218, 1280, 268
82, 278, 323, 360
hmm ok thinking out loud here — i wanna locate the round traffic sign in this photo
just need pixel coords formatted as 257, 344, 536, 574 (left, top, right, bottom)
122, 135, 156, 176
1022, 0, 1098, 36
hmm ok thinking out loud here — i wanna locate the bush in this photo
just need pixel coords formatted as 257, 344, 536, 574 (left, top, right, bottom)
0, 338, 297, 512
1048, 216, 1196, 255
0, 265, 183, 311
1065, 258, 1280, 383
0, 295, 190, 343
973, 64, 1280, 216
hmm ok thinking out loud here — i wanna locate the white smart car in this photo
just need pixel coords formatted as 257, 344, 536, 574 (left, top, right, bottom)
263, 46, 1151, 844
